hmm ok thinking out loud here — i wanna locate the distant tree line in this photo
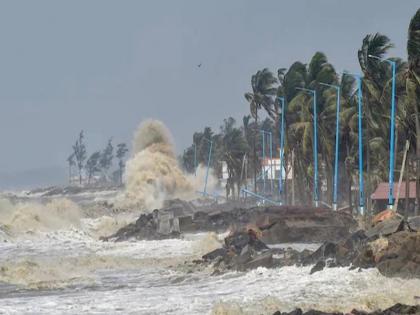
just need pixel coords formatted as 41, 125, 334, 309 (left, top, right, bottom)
67, 131, 128, 186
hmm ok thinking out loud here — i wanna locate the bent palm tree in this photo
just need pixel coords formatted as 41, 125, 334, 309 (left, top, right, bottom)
245, 68, 277, 192
406, 8, 420, 214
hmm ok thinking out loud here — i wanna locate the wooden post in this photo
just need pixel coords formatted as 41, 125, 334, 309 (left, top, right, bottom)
405, 159, 410, 219
395, 141, 410, 212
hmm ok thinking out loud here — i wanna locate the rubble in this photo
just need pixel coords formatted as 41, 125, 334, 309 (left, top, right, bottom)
200, 229, 276, 272
298, 211, 420, 278
102, 202, 357, 243
272, 303, 420, 315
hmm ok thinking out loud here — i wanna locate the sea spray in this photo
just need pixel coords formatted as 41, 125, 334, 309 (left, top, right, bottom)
191, 232, 223, 256
119, 119, 217, 210
0, 198, 82, 235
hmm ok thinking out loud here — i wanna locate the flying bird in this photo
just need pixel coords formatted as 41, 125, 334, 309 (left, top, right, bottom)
197, 63, 202, 68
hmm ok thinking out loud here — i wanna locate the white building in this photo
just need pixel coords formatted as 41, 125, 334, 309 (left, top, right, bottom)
220, 158, 292, 181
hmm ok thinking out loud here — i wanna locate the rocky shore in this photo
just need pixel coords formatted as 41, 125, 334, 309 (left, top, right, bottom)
271, 303, 420, 315
102, 200, 420, 280
297, 211, 420, 278
188, 208, 420, 279
102, 201, 356, 243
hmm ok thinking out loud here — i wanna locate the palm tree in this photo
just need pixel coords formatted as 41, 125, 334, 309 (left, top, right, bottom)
276, 62, 307, 202
220, 117, 249, 199
288, 52, 338, 205
406, 8, 420, 215
67, 153, 75, 185
245, 68, 277, 192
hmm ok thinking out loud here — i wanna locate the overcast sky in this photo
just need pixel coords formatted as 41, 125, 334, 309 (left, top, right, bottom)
0, 0, 418, 189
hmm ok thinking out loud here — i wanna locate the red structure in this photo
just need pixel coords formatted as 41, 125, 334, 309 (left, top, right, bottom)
371, 181, 417, 214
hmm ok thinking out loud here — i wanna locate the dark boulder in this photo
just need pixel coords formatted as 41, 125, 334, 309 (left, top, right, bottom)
272, 304, 420, 315
310, 260, 326, 274
224, 230, 269, 254
365, 218, 404, 239
101, 211, 180, 241
375, 231, 420, 278
200, 229, 275, 272
407, 216, 420, 232
302, 230, 372, 272
202, 248, 227, 261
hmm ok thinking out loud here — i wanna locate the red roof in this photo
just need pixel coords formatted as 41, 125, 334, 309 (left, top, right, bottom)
371, 182, 417, 200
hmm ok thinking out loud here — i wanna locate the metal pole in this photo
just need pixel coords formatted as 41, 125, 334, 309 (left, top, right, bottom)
388, 61, 397, 209
279, 97, 286, 205
367, 55, 398, 211
203, 139, 213, 195
241, 188, 280, 206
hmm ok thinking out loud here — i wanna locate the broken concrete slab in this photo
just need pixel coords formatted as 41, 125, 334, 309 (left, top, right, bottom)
365, 218, 404, 239
407, 216, 420, 232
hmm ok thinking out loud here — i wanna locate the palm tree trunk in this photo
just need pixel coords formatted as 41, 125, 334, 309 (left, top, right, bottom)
291, 149, 295, 205
253, 111, 258, 193
326, 162, 333, 206
284, 153, 289, 203
366, 140, 371, 216
415, 103, 420, 216
405, 158, 410, 219
346, 144, 353, 214
407, 77, 420, 215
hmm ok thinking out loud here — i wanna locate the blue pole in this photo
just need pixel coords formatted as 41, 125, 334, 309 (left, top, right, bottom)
241, 188, 281, 206
278, 97, 286, 205
203, 139, 213, 195
388, 61, 397, 209
320, 83, 341, 210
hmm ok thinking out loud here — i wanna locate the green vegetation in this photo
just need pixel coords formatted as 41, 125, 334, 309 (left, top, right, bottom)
182, 9, 420, 214
67, 132, 128, 186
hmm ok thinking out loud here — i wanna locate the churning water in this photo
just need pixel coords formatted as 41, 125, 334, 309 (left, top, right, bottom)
0, 205, 419, 315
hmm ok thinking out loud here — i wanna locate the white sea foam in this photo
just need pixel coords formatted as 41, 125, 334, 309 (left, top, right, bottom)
1, 260, 419, 314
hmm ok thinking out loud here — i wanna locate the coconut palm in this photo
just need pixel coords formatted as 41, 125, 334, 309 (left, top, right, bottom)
288, 52, 338, 205
219, 117, 249, 199
406, 8, 420, 214
245, 68, 277, 192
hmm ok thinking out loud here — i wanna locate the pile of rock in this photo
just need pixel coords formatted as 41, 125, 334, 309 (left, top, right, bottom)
102, 202, 356, 244
199, 229, 276, 272
299, 211, 420, 278
272, 303, 420, 315
101, 210, 180, 241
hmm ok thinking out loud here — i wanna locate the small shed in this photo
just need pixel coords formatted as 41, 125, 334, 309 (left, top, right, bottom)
371, 181, 417, 214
